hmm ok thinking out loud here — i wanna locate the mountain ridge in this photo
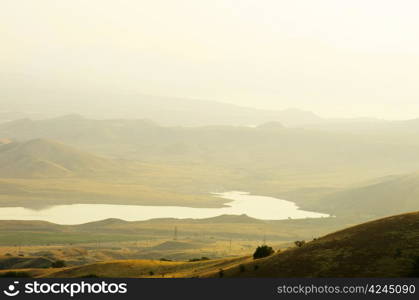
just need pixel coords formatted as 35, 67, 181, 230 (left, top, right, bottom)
0, 138, 119, 178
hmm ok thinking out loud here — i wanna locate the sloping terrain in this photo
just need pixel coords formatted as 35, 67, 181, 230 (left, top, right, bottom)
0, 138, 225, 208
3, 116, 419, 217
2, 116, 419, 176
3, 212, 419, 278
42, 257, 250, 278
209, 211, 419, 277
310, 172, 419, 219
0, 256, 54, 269
0, 138, 120, 177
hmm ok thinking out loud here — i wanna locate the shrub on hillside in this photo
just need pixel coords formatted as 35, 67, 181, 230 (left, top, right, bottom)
253, 245, 274, 259
188, 257, 210, 262
294, 240, 306, 248
51, 260, 66, 268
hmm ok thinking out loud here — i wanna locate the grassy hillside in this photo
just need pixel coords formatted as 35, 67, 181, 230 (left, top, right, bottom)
0, 138, 229, 208
2, 116, 419, 178
3, 211, 419, 278
0, 216, 346, 271
41, 256, 250, 278
212, 211, 419, 277
0, 139, 120, 177
2, 117, 419, 229
0, 257, 251, 278
307, 172, 419, 219
0, 216, 346, 247
0, 256, 55, 269
3, 116, 419, 216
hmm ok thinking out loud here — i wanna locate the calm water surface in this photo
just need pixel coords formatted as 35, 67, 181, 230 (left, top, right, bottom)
0, 191, 328, 225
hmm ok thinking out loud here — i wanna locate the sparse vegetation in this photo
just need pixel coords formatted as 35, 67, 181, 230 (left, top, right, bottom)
188, 257, 210, 262
294, 240, 306, 248
253, 245, 274, 259
51, 260, 66, 268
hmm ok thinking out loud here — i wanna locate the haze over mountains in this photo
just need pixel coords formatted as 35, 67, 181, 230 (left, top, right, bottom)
0, 86, 322, 127
1, 114, 419, 223
3, 84, 419, 134
0, 139, 120, 178
3, 0, 419, 280
312, 172, 419, 219
1, 115, 419, 174
2, 96, 419, 279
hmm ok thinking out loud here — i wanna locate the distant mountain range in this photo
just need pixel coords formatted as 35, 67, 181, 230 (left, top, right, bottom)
2, 115, 419, 175
0, 86, 322, 127
2, 116, 419, 222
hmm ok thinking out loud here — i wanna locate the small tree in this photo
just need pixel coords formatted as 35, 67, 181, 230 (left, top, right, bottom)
253, 245, 274, 259
51, 260, 66, 268
294, 240, 306, 248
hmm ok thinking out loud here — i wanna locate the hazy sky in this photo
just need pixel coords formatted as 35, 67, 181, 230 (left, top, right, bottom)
2, 0, 419, 119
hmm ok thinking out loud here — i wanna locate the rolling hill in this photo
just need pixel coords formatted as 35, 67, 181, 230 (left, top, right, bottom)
4, 211, 419, 278
2, 116, 419, 219
209, 211, 419, 277
2, 116, 419, 176
42, 256, 250, 278
0, 139, 120, 178
307, 172, 419, 219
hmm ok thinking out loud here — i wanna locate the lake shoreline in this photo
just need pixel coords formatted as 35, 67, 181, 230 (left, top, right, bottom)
0, 191, 329, 225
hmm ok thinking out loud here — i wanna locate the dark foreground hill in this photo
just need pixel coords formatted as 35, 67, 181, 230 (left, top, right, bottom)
213, 211, 419, 277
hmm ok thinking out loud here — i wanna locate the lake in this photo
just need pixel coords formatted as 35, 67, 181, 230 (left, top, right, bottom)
0, 191, 329, 225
